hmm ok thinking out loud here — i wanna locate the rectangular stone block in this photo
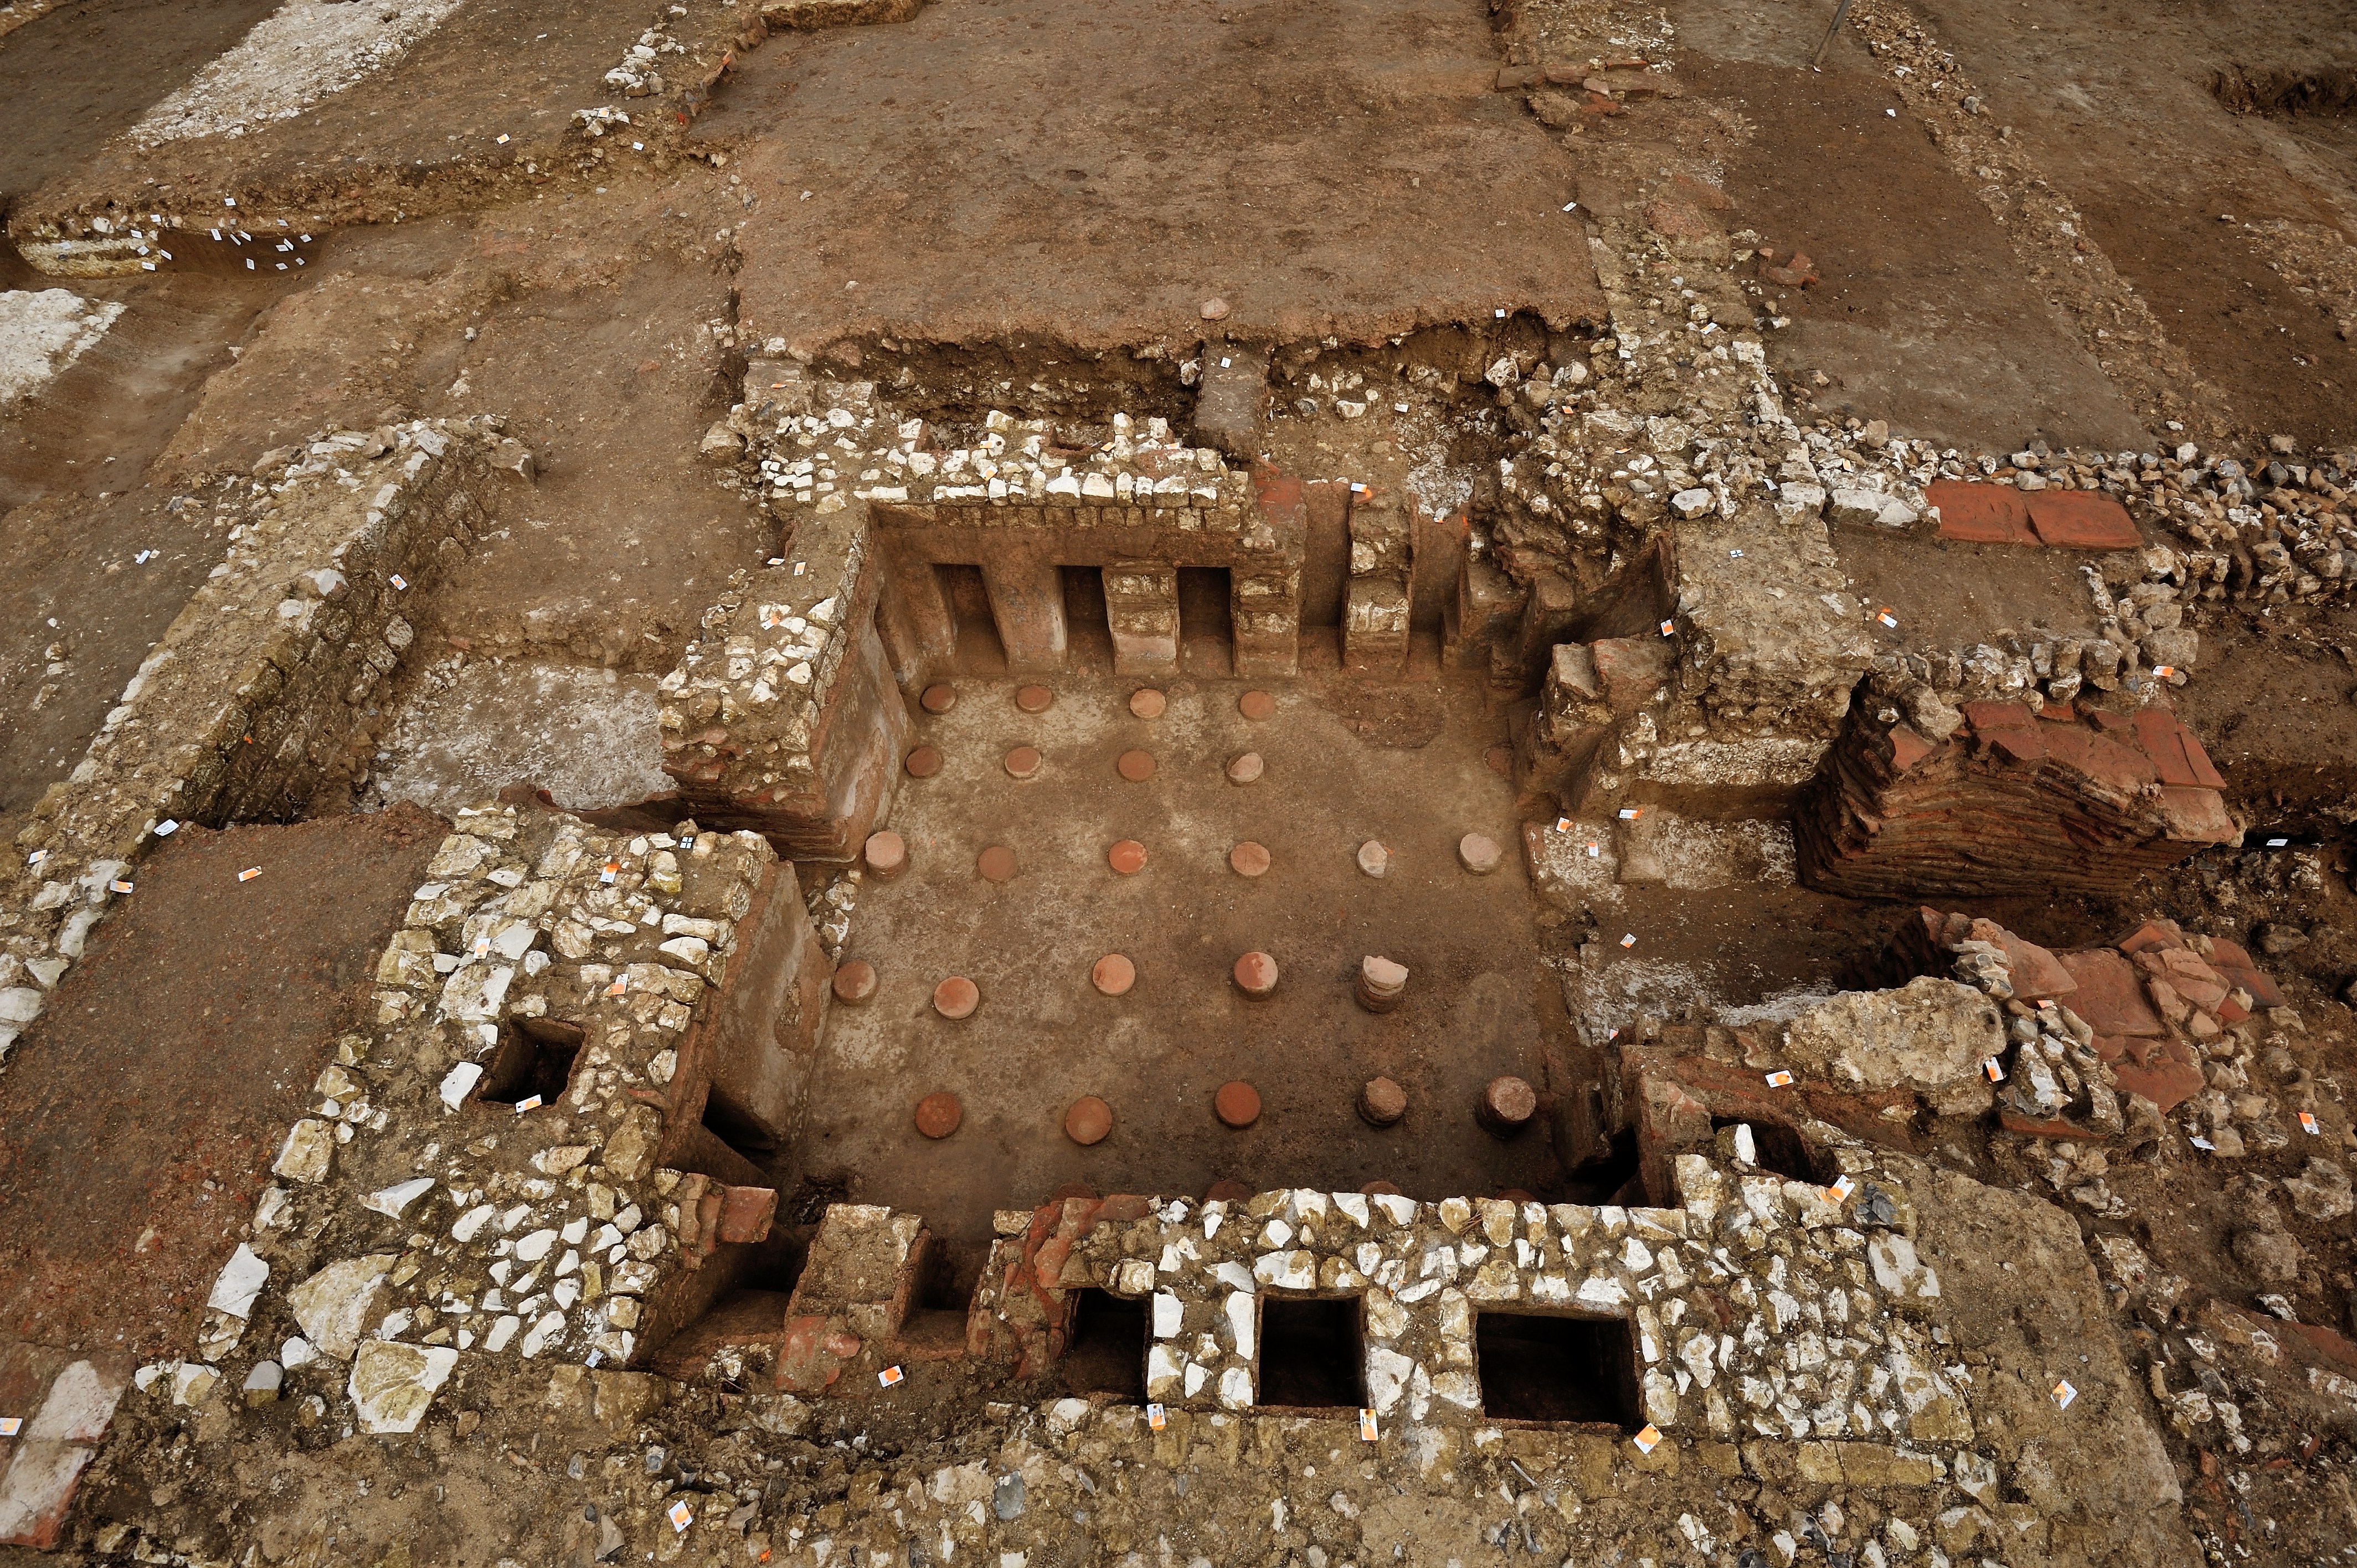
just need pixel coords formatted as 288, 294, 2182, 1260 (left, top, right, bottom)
981, 555, 1068, 672
1343, 576, 1411, 676
1103, 562, 1180, 675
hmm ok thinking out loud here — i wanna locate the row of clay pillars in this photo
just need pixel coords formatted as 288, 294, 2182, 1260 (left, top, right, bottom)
882, 552, 1296, 680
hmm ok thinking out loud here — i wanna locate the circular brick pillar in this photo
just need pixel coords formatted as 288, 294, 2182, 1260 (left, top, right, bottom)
1477, 1075, 1538, 1134
1358, 1075, 1407, 1127
1092, 953, 1136, 996
933, 976, 980, 1020
1064, 1095, 1114, 1146
832, 960, 878, 1005
1214, 1081, 1262, 1128
1233, 951, 1279, 998
863, 831, 908, 880
914, 1092, 963, 1139
1357, 955, 1408, 1013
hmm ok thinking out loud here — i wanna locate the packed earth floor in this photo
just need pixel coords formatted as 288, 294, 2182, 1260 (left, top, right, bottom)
1, 0, 2356, 1565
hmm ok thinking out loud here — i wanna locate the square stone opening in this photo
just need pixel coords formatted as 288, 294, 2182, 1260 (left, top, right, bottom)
1711, 1116, 1828, 1185
1058, 1288, 1147, 1402
475, 1018, 584, 1108
1256, 1296, 1365, 1410
1473, 1311, 1641, 1427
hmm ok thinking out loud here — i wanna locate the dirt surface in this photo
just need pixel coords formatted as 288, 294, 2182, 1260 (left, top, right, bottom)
1828, 523, 2119, 654
702, 0, 1608, 357
1658, 25, 2145, 451
153, 200, 769, 669
2170, 599, 2357, 826
0, 486, 232, 833
4, 0, 738, 239
0, 806, 443, 1359
1905, 0, 2357, 448
0, 0, 284, 212
796, 672, 1568, 1246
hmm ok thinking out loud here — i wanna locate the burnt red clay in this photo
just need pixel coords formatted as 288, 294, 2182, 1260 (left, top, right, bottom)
1115, 749, 1157, 782
1238, 690, 1275, 720
1005, 745, 1043, 779
1484, 745, 1512, 776
1128, 688, 1167, 718
1359, 1075, 1407, 1127
1360, 1179, 1403, 1196
914, 1091, 964, 1139
1214, 1080, 1262, 1128
1092, 953, 1136, 996
832, 959, 878, 1005
1229, 840, 1271, 878
1107, 839, 1148, 875
1227, 752, 1264, 785
1065, 1095, 1114, 1145
904, 745, 944, 779
1206, 1178, 1253, 1201
920, 683, 958, 715
1233, 950, 1279, 997
863, 831, 908, 879
933, 976, 980, 1019
1015, 683, 1055, 714
1478, 1075, 1537, 1133
1496, 1188, 1537, 1205
977, 844, 1018, 883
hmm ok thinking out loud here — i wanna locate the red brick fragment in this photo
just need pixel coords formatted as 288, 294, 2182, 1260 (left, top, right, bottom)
1927, 481, 2036, 545
2026, 491, 2141, 550
2132, 709, 2227, 790
2112, 1046, 2206, 1114
2206, 937, 2284, 1009
1887, 723, 1934, 774
2056, 948, 2164, 1036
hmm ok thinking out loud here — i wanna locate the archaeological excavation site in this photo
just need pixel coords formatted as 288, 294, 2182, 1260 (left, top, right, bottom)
3, 0, 2357, 1561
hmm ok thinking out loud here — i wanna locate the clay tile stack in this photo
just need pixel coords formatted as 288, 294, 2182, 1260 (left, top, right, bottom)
1795, 698, 2236, 899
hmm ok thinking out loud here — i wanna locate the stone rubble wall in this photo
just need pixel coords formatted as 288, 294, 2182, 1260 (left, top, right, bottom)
0, 419, 513, 1062
154, 800, 824, 1432
1039, 1143, 1964, 1448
